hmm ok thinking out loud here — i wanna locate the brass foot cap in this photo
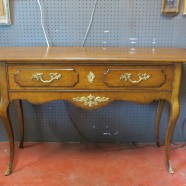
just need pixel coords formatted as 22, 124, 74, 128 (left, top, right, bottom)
4, 169, 11, 176
168, 161, 174, 174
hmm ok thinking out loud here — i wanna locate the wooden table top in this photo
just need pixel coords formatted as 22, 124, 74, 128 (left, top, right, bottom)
0, 47, 186, 63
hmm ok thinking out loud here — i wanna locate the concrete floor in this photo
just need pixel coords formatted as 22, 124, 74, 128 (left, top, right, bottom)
0, 142, 186, 186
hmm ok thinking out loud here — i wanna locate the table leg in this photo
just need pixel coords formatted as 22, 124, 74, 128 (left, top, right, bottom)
15, 100, 24, 148
164, 63, 181, 174
155, 100, 165, 147
0, 103, 14, 176
165, 99, 180, 174
0, 63, 15, 175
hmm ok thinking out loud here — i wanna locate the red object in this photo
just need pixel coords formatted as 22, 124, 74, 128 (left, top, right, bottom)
0, 142, 185, 186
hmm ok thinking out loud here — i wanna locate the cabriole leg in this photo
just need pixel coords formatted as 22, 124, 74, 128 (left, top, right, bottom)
155, 100, 165, 147
0, 62, 15, 175
165, 99, 180, 174
165, 63, 181, 174
15, 100, 24, 148
0, 103, 14, 176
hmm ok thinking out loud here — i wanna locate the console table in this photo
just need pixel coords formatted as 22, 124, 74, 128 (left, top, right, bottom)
0, 47, 186, 176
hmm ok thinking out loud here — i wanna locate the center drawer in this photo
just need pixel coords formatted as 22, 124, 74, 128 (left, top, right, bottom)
8, 64, 173, 91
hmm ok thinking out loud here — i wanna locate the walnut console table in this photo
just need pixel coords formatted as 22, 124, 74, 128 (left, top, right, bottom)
0, 47, 186, 176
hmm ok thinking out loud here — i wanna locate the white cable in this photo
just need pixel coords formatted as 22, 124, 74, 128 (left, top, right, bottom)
82, 0, 98, 47
36, 0, 50, 48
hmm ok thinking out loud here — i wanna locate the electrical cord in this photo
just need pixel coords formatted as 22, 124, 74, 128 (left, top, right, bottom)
33, 0, 185, 151
167, 116, 186, 150
64, 101, 157, 151
64, 101, 132, 150
37, 0, 98, 47
36, 0, 50, 48
64, 101, 186, 151
82, 0, 98, 47
170, 143, 185, 150
64, 101, 91, 142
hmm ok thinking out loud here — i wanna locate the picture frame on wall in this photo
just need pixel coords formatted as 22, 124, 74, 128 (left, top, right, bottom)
161, 0, 180, 16
184, 0, 186, 15
0, 0, 11, 25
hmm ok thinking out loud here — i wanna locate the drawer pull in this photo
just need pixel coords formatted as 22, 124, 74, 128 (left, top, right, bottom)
73, 94, 109, 107
32, 73, 62, 83
87, 71, 95, 84
120, 73, 150, 84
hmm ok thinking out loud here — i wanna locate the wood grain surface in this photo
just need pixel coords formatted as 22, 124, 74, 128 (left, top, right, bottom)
0, 47, 186, 63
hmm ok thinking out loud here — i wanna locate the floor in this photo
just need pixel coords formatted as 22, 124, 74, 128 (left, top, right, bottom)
0, 143, 186, 186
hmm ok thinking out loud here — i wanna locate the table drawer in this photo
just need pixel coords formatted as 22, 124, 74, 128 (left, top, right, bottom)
8, 65, 173, 91
8, 67, 79, 88
103, 68, 170, 88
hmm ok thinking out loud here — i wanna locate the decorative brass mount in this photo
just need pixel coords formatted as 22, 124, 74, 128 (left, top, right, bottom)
73, 94, 109, 107
120, 73, 150, 84
32, 73, 62, 83
87, 71, 95, 84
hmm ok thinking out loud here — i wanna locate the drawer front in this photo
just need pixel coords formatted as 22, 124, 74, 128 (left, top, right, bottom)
8, 64, 173, 91
8, 67, 79, 88
103, 68, 169, 88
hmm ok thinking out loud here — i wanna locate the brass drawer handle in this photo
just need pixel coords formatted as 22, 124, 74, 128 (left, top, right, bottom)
32, 73, 62, 83
73, 94, 109, 107
120, 73, 150, 84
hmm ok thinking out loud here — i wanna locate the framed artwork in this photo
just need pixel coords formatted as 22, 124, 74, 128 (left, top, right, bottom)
0, 0, 11, 25
161, 0, 180, 16
184, 0, 186, 15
